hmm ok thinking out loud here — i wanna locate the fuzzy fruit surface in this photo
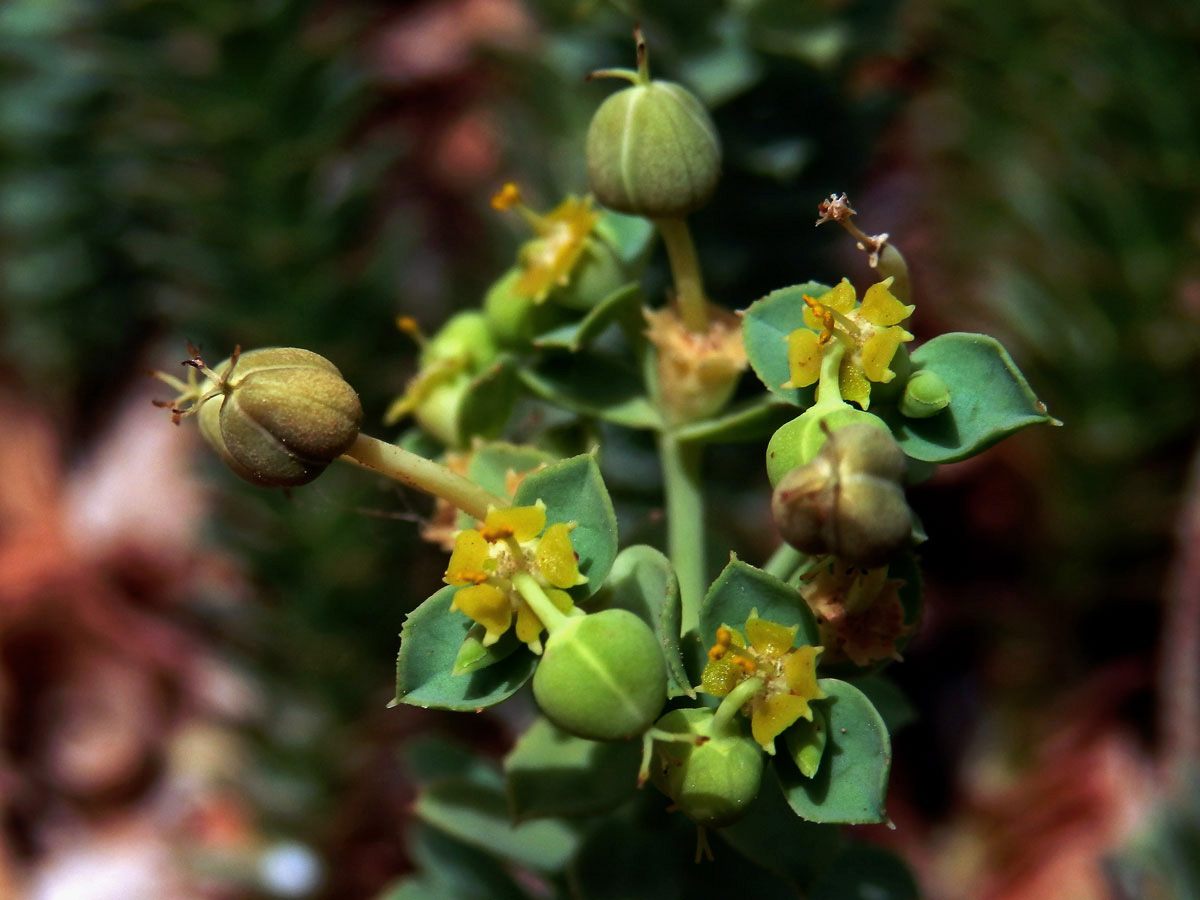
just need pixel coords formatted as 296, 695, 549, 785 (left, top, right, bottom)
201, 348, 362, 488
585, 80, 720, 218
532, 609, 667, 742
650, 707, 763, 827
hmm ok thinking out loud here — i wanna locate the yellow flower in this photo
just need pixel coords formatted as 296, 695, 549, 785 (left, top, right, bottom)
443, 502, 587, 653
699, 611, 826, 753
492, 182, 599, 303
781, 277, 914, 409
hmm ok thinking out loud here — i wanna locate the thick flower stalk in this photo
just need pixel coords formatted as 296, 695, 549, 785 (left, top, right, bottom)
444, 502, 587, 654
782, 277, 914, 409
700, 611, 826, 753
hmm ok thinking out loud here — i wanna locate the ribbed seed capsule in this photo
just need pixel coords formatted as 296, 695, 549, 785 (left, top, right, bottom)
585, 34, 721, 218
197, 347, 362, 488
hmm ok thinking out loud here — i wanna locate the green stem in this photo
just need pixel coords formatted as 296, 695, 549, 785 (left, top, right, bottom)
338, 433, 508, 522
512, 573, 571, 634
654, 216, 709, 334
763, 543, 806, 581
712, 677, 763, 738
659, 430, 706, 634
813, 341, 848, 410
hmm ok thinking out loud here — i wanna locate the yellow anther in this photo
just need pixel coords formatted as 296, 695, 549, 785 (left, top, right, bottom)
479, 524, 514, 543
803, 294, 837, 342
715, 626, 732, 647
452, 569, 490, 586
491, 182, 522, 211
731, 655, 758, 675
707, 644, 727, 661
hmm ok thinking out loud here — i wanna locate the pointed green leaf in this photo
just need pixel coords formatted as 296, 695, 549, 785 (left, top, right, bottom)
777, 678, 891, 824
415, 777, 581, 873
742, 282, 829, 406
889, 332, 1057, 462
401, 736, 500, 788
513, 454, 618, 596
595, 545, 691, 698
504, 717, 640, 822
700, 556, 820, 647
533, 283, 643, 351
517, 355, 661, 430
393, 586, 535, 711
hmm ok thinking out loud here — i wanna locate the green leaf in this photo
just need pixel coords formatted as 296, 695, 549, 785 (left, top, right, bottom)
785, 704, 828, 779
533, 283, 643, 351
809, 843, 920, 900
393, 586, 536, 711
466, 442, 556, 499
700, 556, 820, 647
716, 770, 843, 889
595, 545, 691, 699
889, 332, 1057, 462
777, 678, 891, 824
513, 454, 619, 595
742, 282, 829, 406
673, 393, 797, 445
457, 355, 518, 440
593, 208, 656, 267
851, 673, 917, 736
517, 355, 661, 430
415, 777, 581, 873
504, 717, 640, 822
406, 822, 532, 900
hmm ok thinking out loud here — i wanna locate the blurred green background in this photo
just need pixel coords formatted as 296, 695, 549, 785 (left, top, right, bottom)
2, 0, 1198, 897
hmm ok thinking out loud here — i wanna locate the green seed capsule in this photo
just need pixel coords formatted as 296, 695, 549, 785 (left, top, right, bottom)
772, 423, 913, 568
197, 347, 362, 488
586, 80, 721, 218
532, 609, 667, 742
650, 707, 764, 827
766, 406, 891, 488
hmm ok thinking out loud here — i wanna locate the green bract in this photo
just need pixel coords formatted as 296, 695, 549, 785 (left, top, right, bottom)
586, 79, 720, 218
765, 404, 890, 487
197, 347, 362, 487
532, 609, 667, 741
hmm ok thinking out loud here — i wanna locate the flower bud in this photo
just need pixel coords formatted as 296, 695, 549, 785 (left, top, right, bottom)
766, 406, 890, 488
650, 707, 764, 827
586, 79, 720, 218
772, 423, 912, 568
532, 609, 667, 742
900, 369, 951, 419
198, 347, 362, 487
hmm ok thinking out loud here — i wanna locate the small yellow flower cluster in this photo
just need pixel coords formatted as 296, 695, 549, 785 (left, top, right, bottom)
700, 611, 826, 753
492, 183, 599, 303
782, 277, 914, 409
444, 502, 587, 653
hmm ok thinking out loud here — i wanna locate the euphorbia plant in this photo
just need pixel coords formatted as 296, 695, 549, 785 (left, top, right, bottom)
156, 28, 1056, 898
